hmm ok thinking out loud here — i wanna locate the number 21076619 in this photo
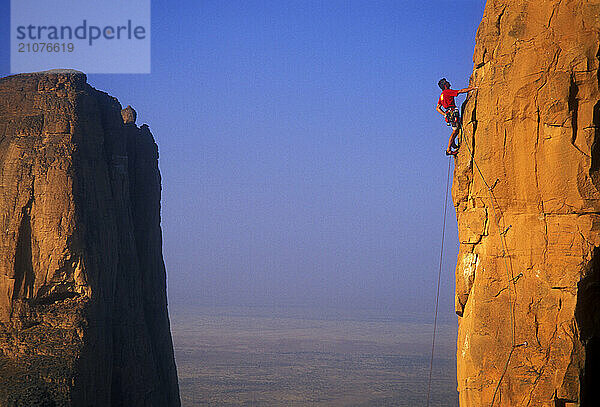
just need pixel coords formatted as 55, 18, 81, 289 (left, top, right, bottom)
18, 43, 74, 52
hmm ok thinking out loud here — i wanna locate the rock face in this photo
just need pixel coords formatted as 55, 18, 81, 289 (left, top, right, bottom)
0, 71, 180, 406
453, 1, 600, 406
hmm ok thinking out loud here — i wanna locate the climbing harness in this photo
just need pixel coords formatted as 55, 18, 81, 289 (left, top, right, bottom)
425, 157, 452, 407
445, 108, 461, 129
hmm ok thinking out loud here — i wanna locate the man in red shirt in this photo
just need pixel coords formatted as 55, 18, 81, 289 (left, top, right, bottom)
436, 78, 477, 155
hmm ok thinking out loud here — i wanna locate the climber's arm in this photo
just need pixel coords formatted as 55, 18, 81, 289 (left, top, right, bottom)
436, 103, 446, 116
457, 86, 478, 94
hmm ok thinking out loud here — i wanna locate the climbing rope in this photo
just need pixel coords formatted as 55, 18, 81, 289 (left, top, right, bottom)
425, 157, 452, 407
459, 122, 523, 407
427, 95, 523, 406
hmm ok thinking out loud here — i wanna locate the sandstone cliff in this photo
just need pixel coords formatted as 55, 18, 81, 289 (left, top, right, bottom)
454, 1, 600, 406
0, 71, 180, 406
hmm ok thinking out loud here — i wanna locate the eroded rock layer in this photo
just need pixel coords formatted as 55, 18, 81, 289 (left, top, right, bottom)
0, 71, 180, 406
453, 1, 600, 406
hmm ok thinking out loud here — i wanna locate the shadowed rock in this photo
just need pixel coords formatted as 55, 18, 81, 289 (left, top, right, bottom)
0, 71, 180, 406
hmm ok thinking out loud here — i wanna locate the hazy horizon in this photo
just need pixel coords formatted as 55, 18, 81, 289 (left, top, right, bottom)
171, 303, 459, 406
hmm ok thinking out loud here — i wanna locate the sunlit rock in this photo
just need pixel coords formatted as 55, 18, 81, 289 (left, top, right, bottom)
453, 1, 600, 406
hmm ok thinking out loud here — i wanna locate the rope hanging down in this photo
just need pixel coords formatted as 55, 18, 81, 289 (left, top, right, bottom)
427, 95, 523, 407
460, 125, 524, 407
425, 157, 452, 407
426, 119, 523, 407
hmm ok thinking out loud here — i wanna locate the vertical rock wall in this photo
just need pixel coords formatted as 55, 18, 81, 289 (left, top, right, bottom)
454, 1, 600, 406
0, 71, 180, 406
452, 0, 600, 407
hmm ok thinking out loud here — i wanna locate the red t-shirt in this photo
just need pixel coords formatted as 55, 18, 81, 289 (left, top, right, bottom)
438, 89, 459, 109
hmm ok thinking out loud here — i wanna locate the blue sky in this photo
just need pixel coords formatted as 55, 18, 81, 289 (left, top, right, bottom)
0, 1, 486, 322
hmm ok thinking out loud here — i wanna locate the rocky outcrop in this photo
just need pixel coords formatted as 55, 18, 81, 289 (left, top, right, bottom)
0, 71, 180, 406
453, 1, 600, 406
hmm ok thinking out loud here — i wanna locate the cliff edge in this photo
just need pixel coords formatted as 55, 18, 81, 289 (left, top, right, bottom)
454, 1, 600, 406
0, 71, 180, 406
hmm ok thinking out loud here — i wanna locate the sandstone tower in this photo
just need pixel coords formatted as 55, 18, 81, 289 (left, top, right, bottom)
0, 71, 180, 406
453, 1, 600, 406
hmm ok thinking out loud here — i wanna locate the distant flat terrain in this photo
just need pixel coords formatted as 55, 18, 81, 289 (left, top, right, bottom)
170, 306, 458, 407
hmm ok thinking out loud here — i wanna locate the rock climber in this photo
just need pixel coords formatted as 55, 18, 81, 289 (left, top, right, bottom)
436, 78, 477, 155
